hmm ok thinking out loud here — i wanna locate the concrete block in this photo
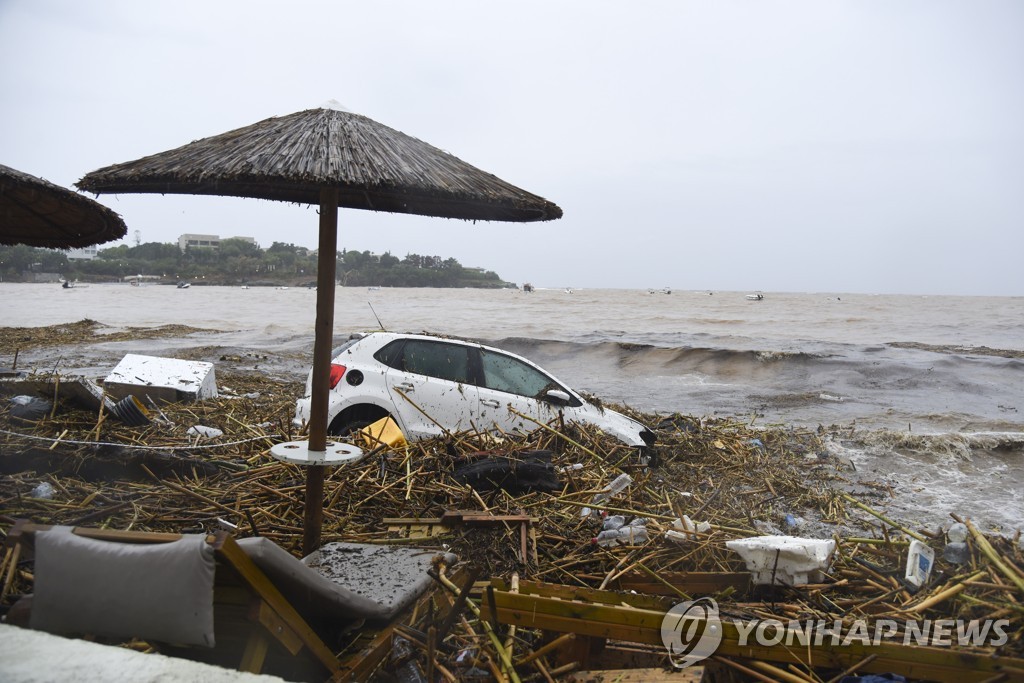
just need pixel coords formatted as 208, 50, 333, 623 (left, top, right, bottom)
104, 354, 217, 404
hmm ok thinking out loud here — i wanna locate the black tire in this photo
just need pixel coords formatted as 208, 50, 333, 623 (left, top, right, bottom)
327, 405, 390, 437
327, 417, 374, 437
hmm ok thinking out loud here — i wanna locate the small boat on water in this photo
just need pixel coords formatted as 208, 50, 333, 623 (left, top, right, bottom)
746, 293, 764, 301
177, 281, 191, 289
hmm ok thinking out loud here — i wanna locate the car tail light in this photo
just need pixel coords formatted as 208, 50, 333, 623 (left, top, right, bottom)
329, 364, 347, 388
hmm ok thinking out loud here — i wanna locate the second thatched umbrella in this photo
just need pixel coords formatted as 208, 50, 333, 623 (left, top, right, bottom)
78, 103, 561, 554
1, 163, 126, 248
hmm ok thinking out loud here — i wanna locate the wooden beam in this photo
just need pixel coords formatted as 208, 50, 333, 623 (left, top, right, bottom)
613, 570, 752, 596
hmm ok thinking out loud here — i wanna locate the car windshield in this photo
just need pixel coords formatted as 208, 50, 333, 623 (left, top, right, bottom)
479, 348, 557, 399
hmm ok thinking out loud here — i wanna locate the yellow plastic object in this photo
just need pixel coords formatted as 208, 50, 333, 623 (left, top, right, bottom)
360, 416, 407, 448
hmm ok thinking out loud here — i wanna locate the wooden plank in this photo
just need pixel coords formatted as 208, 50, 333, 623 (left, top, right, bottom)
491, 578, 677, 612
238, 631, 270, 674
613, 570, 752, 596
440, 510, 538, 525
571, 667, 704, 683
252, 599, 303, 655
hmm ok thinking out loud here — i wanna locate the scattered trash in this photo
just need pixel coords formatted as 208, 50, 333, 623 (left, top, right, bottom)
110, 395, 151, 426
593, 518, 649, 547
359, 416, 407, 449
104, 354, 218, 404
188, 425, 224, 439
2, 357, 1020, 679
601, 514, 626, 531
664, 515, 711, 544
30, 482, 55, 499
904, 539, 935, 588
583, 472, 633, 518
726, 535, 836, 586
8, 395, 51, 423
943, 523, 970, 564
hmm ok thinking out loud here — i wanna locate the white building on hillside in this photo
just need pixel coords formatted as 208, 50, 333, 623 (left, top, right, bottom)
177, 234, 258, 252
66, 246, 99, 260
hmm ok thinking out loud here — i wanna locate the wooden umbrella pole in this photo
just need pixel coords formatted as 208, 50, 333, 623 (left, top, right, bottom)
303, 187, 340, 557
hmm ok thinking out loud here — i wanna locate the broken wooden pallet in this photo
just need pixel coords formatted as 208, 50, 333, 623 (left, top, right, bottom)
384, 511, 539, 569
480, 578, 1024, 683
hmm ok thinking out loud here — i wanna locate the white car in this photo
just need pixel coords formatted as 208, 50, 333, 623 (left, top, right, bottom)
293, 332, 656, 453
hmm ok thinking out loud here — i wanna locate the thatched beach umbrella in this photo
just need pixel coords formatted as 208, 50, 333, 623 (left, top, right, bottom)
78, 103, 561, 554
1, 163, 127, 248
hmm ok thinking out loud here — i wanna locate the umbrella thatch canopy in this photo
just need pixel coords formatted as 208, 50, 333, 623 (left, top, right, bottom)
78, 104, 561, 554
77, 106, 562, 222
1, 163, 127, 248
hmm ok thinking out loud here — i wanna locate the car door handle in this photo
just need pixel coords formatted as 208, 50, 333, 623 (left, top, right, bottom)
480, 399, 501, 408
395, 382, 415, 392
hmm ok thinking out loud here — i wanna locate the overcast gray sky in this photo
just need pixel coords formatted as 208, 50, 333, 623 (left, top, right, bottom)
2, 1, 1021, 295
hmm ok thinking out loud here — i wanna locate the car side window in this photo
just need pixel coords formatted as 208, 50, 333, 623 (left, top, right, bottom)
479, 349, 555, 398
400, 340, 470, 383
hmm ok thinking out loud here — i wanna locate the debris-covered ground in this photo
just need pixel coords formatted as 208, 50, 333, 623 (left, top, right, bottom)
1, 322, 1022, 681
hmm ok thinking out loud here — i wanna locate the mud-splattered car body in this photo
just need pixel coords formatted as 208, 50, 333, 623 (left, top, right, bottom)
293, 332, 655, 451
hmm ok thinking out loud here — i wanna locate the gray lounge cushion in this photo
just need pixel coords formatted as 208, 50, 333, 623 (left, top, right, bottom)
238, 538, 454, 622
304, 543, 457, 621
30, 527, 216, 647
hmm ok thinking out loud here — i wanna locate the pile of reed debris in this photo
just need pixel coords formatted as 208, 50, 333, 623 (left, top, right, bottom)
2, 369, 1022, 682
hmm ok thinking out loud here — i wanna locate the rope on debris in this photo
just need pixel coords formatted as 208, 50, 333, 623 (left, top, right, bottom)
0, 428, 283, 451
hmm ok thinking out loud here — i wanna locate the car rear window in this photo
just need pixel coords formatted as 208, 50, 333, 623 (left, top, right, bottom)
400, 340, 470, 383
331, 336, 363, 358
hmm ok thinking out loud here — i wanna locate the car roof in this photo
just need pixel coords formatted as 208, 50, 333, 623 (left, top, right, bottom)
356, 330, 489, 349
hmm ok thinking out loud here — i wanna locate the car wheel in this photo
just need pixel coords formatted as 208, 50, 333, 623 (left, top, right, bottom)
327, 406, 390, 437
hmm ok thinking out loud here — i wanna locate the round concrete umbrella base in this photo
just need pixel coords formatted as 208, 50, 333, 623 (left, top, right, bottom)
269, 440, 365, 466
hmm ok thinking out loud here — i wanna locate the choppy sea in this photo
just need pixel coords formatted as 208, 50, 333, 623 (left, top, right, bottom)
3, 283, 1022, 532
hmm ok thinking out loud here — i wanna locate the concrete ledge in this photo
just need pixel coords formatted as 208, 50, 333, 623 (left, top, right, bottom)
0, 624, 286, 683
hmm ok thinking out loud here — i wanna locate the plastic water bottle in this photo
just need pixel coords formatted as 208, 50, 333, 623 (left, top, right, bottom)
593, 529, 623, 547
602, 514, 626, 531
621, 519, 649, 544
593, 518, 649, 546
591, 473, 633, 506
943, 523, 970, 564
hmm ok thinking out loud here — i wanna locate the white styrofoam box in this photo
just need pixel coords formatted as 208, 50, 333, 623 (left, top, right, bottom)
726, 535, 836, 586
104, 354, 217, 404
905, 539, 935, 588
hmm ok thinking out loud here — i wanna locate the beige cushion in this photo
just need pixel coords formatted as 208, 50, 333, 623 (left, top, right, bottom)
30, 527, 216, 647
